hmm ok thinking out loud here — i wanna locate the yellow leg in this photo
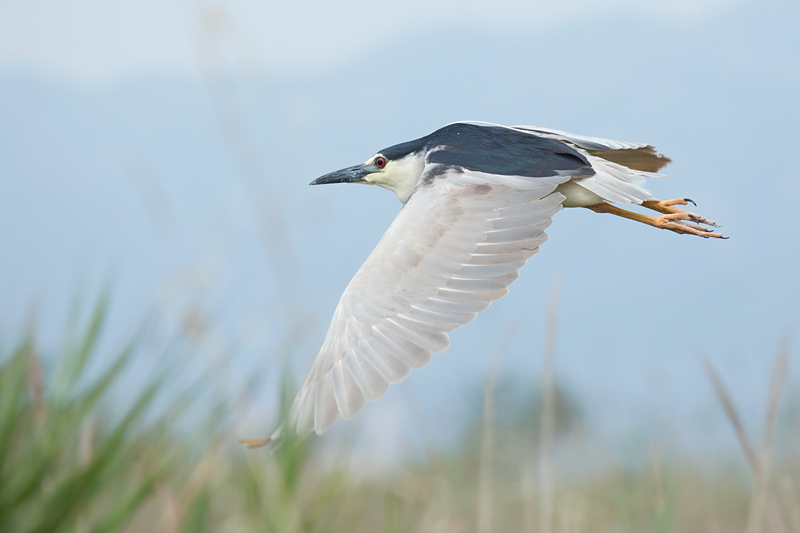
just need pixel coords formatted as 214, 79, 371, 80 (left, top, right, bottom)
586, 201, 725, 239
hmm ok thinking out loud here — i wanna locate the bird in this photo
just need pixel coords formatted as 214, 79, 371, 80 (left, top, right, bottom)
238, 121, 723, 450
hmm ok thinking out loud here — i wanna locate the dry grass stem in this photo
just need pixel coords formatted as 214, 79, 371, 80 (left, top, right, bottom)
745, 334, 791, 533
400, 384, 462, 522
478, 324, 519, 533
25, 342, 46, 429
702, 334, 793, 533
701, 357, 758, 471
156, 442, 225, 533
237, 437, 273, 449
539, 277, 561, 533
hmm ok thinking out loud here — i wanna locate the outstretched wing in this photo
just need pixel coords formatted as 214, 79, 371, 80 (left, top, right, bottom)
276, 168, 570, 441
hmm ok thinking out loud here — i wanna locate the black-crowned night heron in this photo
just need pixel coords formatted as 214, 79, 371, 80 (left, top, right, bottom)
240, 121, 723, 449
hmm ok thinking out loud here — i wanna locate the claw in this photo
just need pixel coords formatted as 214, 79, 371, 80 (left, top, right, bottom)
642, 198, 721, 230
652, 213, 724, 238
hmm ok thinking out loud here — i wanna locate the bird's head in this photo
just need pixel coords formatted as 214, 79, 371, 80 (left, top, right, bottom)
310, 140, 427, 204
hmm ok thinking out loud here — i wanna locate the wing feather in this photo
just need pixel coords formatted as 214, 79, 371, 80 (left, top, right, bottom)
274, 168, 569, 440
514, 125, 649, 152
444, 275, 517, 293
343, 351, 389, 400
360, 336, 411, 383
314, 374, 339, 433
515, 124, 671, 173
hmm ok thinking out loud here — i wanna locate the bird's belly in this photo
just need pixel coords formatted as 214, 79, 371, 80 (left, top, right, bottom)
554, 180, 605, 207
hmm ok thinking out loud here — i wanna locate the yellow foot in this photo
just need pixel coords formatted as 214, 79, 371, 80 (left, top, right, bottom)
651, 213, 724, 238
642, 198, 720, 228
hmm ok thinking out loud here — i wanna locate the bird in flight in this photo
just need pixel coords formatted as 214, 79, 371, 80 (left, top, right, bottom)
239, 122, 723, 449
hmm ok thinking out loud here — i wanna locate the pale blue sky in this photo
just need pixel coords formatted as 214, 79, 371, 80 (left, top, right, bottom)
1, 0, 798, 463
1, 0, 750, 83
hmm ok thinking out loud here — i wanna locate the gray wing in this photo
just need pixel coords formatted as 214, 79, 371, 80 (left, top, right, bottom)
277, 168, 570, 440
514, 125, 671, 173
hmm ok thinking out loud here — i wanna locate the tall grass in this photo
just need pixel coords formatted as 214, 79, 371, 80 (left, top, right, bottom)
0, 297, 797, 532
0, 297, 171, 532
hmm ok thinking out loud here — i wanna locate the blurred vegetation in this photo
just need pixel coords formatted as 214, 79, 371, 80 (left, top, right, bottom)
1, 297, 798, 532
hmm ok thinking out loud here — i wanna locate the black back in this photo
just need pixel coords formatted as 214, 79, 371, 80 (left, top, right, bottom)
381, 123, 593, 178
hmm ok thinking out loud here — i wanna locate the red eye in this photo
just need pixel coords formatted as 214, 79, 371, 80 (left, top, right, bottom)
375, 157, 386, 169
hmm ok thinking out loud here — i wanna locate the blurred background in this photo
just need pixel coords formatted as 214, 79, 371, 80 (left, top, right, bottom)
1, 0, 799, 531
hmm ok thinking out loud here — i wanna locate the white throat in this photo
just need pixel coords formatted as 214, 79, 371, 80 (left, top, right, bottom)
368, 152, 426, 203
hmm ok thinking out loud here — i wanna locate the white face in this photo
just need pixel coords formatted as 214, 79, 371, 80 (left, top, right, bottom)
361, 152, 426, 204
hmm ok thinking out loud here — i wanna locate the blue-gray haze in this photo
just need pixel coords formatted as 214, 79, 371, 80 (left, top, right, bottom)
1, 0, 798, 462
